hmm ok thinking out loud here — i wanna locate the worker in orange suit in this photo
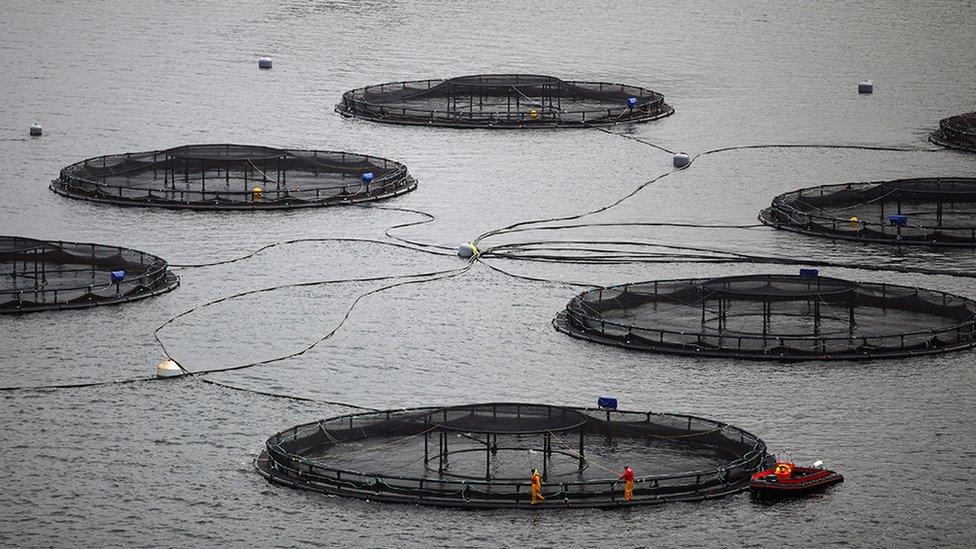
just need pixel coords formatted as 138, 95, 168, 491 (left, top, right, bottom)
620, 465, 635, 501
530, 469, 545, 505
774, 462, 793, 480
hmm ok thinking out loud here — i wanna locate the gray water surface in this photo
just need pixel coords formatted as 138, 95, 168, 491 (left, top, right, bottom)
2, 1, 976, 547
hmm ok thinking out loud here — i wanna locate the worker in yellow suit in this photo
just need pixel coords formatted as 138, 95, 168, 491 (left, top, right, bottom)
531, 469, 545, 505
620, 465, 635, 501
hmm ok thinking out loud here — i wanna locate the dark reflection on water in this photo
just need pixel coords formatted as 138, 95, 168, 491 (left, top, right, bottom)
1, 0, 976, 546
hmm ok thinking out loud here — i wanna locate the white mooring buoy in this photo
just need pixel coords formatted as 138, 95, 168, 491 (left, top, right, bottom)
858, 81, 873, 94
673, 151, 690, 168
29, 123, 42, 137
155, 358, 182, 378
457, 242, 479, 259
258, 57, 273, 69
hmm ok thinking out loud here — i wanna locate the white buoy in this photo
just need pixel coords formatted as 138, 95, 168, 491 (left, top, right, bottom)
857, 81, 873, 94
29, 123, 42, 137
673, 151, 690, 168
457, 242, 479, 258
258, 57, 273, 69
155, 358, 182, 378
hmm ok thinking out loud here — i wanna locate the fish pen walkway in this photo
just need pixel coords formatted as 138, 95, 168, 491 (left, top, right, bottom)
257, 403, 769, 509
51, 144, 417, 210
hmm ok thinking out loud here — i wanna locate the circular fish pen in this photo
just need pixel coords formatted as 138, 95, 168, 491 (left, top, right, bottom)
256, 403, 769, 509
0, 236, 179, 314
336, 74, 674, 128
554, 273, 976, 361
759, 178, 976, 247
50, 144, 417, 210
930, 112, 976, 152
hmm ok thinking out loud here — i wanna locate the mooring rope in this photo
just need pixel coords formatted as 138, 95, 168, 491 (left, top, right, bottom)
3, 112, 963, 411
154, 263, 473, 378
1, 260, 473, 396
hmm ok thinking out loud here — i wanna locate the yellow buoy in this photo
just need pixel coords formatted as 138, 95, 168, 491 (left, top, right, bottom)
849, 216, 859, 232
529, 109, 539, 120
252, 186, 263, 200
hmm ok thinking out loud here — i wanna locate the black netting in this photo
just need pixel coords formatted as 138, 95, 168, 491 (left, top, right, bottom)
425, 403, 589, 434
336, 74, 674, 128
759, 178, 976, 247
51, 144, 417, 210
257, 404, 768, 508
555, 274, 976, 360
931, 112, 976, 152
0, 236, 179, 313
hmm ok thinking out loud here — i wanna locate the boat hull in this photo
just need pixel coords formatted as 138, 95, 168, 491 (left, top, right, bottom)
750, 468, 844, 496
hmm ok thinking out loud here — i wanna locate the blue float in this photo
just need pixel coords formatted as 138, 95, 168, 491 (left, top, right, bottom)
597, 396, 618, 410
799, 268, 819, 278
361, 172, 374, 184
889, 214, 908, 226
627, 97, 638, 109
111, 270, 126, 283
673, 152, 691, 168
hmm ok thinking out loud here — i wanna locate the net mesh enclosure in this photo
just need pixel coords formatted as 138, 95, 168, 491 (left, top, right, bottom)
930, 112, 976, 152
255, 403, 770, 509
759, 178, 976, 247
0, 236, 179, 314
50, 144, 417, 210
335, 74, 674, 128
554, 274, 976, 361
